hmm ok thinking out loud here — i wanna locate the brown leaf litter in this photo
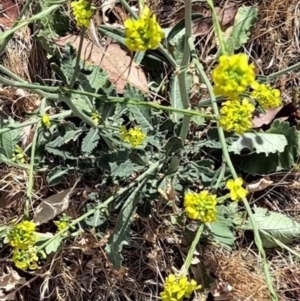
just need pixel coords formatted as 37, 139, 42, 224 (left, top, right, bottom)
55, 35, 149, 94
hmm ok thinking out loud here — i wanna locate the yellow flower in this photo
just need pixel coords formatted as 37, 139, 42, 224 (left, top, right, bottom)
71, 0, 93, 28
184, 190, 217, 223
124, 6, 164, 51
219, 98, 255, 135
250, 83, 282, 109
212, 53, 257, 99
160, 274, 200, 301
42, 114, 51, 128
120, 126, 146, 148
91, 111, 101, 125
12, 247, 38, 271
226, 178, 248, 201
7, 221, 38, 250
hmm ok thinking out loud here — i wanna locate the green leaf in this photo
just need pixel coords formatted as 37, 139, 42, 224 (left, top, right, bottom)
228, 132, 287, 155
127, 105, 153, 130
164, 137, 184, 156
239, 120, 300, 174
210, 204, 236, 249
178, 159, 216, 187
46, 146, 77, 160
105, 188, 140, 268
110, 161, 144, 178
70, 92, 94, 114
169, 75, 189, 122
47, 130, 83, 148
81, 128, 100, 154
60, 44, 77, 85
0, 118, 21, 159
225, 6, 258, 53
98, 25, 126, 46
45, 236, 64, 255
46, 166, 76, 186
242, 208, 300, 248
78, 63, 115, 95
36, 233, 64, 255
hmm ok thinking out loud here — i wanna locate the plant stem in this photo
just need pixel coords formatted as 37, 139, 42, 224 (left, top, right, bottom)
265, 61, 300, 81
181, 223, 204, 274
168, 0, 193, 173
37, 160, 162, 251
69, 28, 86, 88
206, 0, 226, 54
178, 0, 192, 141
24, 122, 39, 219
188, 37, 279, 301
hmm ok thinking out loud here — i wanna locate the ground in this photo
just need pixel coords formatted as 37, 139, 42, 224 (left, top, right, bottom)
0, 0, 300, 300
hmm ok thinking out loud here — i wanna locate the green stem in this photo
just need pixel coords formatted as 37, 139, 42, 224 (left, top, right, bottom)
178, 5, 192, 140
206, 0, 226, 54
181, 223, 204, 274
168, 2, 193, 174
189, 45, 279, 301
63, 88, 214, 119
69, 28, 86, 88
212, 160, 226, 192
265, 61, 300, 81
24, 122, 40, 219
0, 111, 71, 134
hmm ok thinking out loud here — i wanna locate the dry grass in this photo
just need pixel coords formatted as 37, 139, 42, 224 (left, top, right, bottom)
0, 0, 300, 300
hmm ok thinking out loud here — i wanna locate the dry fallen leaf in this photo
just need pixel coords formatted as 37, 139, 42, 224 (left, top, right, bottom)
246, 178, 273, 193
252, 105, 284, 128
192, 17, 211, 37
33, 189, 72, 225
55, 35, 148, 94
216, 2, 238, 27
100, 0, 118, 23
0, 268, 26, 301
0, 0, 20, 28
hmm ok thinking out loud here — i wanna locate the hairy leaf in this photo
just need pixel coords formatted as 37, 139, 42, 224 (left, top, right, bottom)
127, 105, 153, 130
105, 188, 140, 268
46, 166, 76, 186
242, 208, 300, 248
0, 118, 21, 159
46, 130, 82, 148
81, 128, 100, 154
164, 136, 184, 156
225, 6, 258, 53
228, 132, 287, 155
239, 120, 300, 174
210, 204, 236, 249
46, 146, 77, 160
169, 74, 192, 122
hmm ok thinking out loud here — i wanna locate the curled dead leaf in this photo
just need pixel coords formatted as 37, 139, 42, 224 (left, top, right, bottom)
246, 178, 273, 193
55, 35, 148, 94
252, 105, 284, 128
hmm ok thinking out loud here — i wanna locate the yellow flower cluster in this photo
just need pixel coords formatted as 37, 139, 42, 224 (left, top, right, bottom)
8, 221, 38, 249
160, 274, 200, 301
12, 247, 39, 270
184, 190, 217, 223
12, 145, 26, 164
7, 220, 39, 270
226, 178, 248, 201
71, 0, 93, 28
212, 53, 282, 135
125, 6, 164, 51
250, 83, 282, 110
212, 53, 256, 99
120, 126, 146, 148
54, 214, 72, 234
219, 98, 255, 134
91, 111, 101, 125
42, 114, 51, 128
